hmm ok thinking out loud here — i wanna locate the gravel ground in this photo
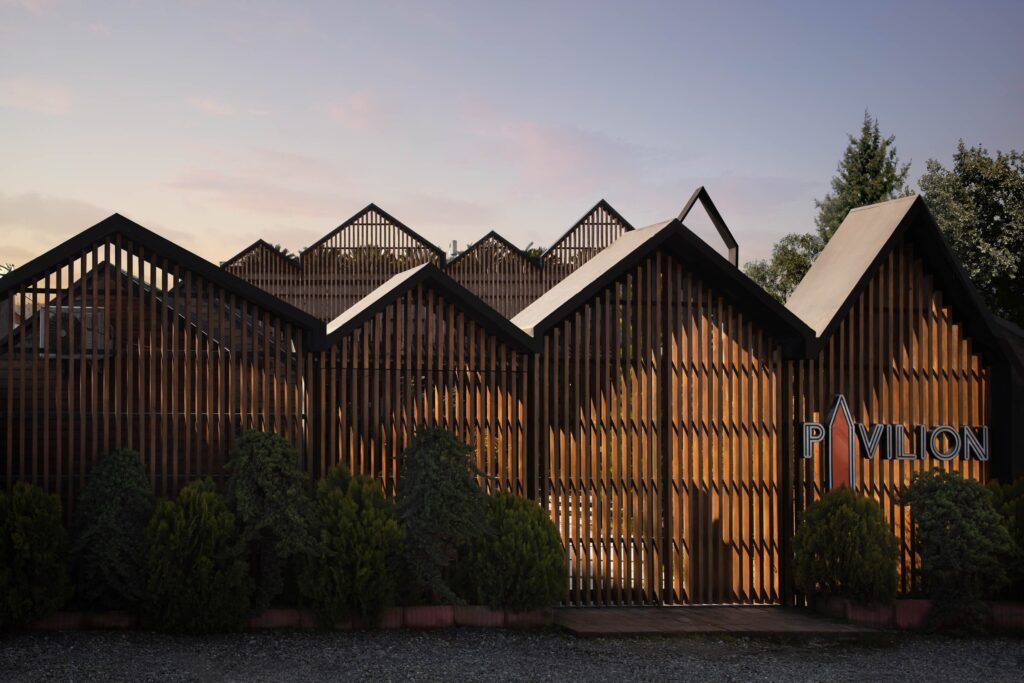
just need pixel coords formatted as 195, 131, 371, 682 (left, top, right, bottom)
1, 629, 1023, 682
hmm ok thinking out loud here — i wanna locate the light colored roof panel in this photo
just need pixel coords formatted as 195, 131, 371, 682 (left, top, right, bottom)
325, 264, 428, 335
786, 195, 918, 336
511, 220, 672, 336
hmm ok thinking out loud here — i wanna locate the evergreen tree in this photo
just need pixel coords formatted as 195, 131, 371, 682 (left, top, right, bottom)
814, 111, 911, 242
745, 112, 911, 301
919, 142, 1024, 327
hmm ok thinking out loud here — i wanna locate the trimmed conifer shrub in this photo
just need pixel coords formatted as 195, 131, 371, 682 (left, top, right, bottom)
395, 427, 488, 604
987, 477, 1024, 593
903, 469, 1015, 630
299, 467, 404, 626
458, 492, 566, 611
0, 482, 73, 626
225, 431, 313, 611
143, 478, 251, 632
793, 486, 898, 605
72, 449, 155, 611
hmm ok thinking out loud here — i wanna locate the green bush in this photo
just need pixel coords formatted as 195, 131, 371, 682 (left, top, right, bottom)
458, 492, 566, 611
793, 487, 898, 605
0, 482, 73, 625
903, 469, 1015, 630
225, 430, 313, 611
143, 478, 251, 632
395, 427, 488, 604
299, 468, 404, 626
71, 449, 155, 611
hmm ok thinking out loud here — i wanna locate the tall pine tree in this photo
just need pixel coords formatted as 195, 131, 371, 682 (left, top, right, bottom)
814, 111, 911, 242
745, 112, 911, 301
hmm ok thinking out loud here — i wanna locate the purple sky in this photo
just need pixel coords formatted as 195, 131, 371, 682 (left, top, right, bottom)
2, 0, 1022, 267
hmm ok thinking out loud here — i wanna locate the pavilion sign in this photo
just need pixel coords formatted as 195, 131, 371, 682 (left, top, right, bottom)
801, 394, 989, 490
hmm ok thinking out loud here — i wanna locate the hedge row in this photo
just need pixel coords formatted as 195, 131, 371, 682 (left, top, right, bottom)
794, 469, 1022, 632
0, 428, 567, 632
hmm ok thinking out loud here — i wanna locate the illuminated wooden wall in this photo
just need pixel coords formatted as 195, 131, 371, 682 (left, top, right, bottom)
787, 239, 991, 594
533, 250, 785, 606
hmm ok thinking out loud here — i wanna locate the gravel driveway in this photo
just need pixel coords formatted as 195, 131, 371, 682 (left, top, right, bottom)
1, 629, 1022, 682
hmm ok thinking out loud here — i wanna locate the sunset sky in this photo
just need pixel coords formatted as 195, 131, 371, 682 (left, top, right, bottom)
2, 0, 1022, 267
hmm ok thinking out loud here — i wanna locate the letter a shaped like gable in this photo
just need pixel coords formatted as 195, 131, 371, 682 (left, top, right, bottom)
825, 394, 857, 490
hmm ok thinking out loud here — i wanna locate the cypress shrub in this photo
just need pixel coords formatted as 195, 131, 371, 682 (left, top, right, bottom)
458, 492, 566, 611
71, 449, 155, 611
903, 469, 1015, 630
793, 487, 898, 605
395, 427, 488, 604
299, 468, 404, 626
225, 431, 313, 611
0, 482, 73, 626
143, 478, 251, 632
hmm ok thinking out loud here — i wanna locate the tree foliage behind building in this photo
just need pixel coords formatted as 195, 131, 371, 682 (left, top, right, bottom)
919, 142, 1024, 327
745, 111, 911, 301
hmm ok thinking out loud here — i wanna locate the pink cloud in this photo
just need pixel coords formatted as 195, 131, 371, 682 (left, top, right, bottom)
167, 168, 349, 219
186, 96, 235, 116
186, 96, 271, 118
0, 77, 73, 115
87, 21, 111, 36
0, 0, 56, 15
326, 92, 388, 132
456, 97, 656, 199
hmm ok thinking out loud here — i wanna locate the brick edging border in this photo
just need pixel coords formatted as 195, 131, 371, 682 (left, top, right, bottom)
25, 606, 553, 632
815, 596, 1024, 631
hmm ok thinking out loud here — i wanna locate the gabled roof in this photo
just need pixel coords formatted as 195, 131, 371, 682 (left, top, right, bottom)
512, 218, 812, 354
0, 213, 322, 334
786, 195, 1013, 363
300, 203, 446, 263
540, 199, 634, 260
445, 230, 541, 270
222, 239, 300, 270
1, 261, 217, 351
322, 263, 535, 351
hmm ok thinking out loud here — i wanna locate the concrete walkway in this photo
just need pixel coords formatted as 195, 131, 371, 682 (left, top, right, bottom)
554, 606, 874, 637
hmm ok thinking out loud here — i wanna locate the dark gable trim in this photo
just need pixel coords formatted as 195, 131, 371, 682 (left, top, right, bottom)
320, 263, 536, 352
221, 239, 300, 270
446, 230, 542, 270
808, 196, 1017, 372
528, 219, 813, 357
677, 186, 739, 267
0, 213, 322, 334
299, 203, 447, 264
540, 199, 634, 261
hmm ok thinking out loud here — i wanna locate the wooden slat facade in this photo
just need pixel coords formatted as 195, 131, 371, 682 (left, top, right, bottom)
787, 238, 991, 594
222, 241, 303, 309
315, 282, 529, 495
223, 201, 632, 321
444, 233, 545, 318
542, 201, 633, 289
1, 202, 1008, 608
0, 232, 309, 512
533, 251, 784, 605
